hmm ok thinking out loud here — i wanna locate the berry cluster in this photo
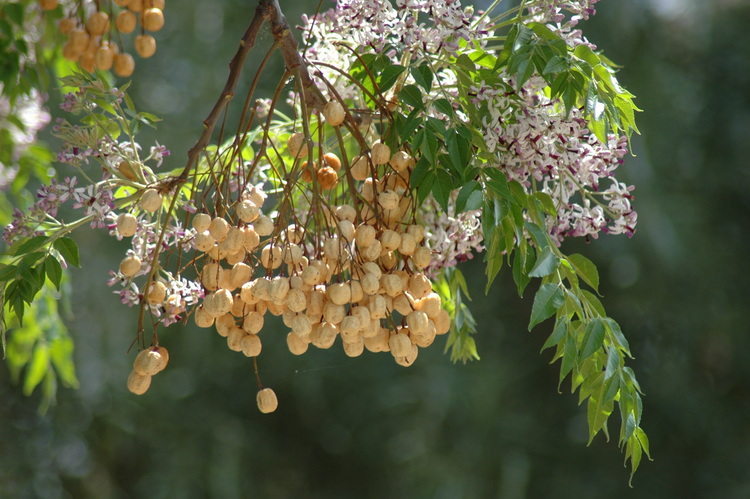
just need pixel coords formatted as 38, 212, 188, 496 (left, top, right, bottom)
112, 97, 453, 412
42, 0, 166, 77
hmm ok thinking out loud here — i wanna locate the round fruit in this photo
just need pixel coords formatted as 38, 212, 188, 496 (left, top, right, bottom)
116, 10, 137, 33
191, 213, 211, 232
323, 101, 346, 126
86, 12, 110, 36
256, 387, 278, 414
116, 213, 138, 237
371, 141, 391, 165
59, 18, 75, 35
322, 152, 341, 172
139, 188, 162, 212
134, 346, 169, 375
287, 132, 308, 158
128, 0, 144, 12
39, 0, 58, 10
114, 53, 135, 77
390, 151, 412, 172
119, 255, 142, 277
135, 34, 157, 58
146, 281, 167, 305
127, 370, 151, 395
142, 8, 165, 31
94, 43, 115, 71
317, 166, 338, 190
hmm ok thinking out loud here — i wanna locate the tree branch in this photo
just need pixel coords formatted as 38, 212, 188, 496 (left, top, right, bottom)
174, 0, 323, 184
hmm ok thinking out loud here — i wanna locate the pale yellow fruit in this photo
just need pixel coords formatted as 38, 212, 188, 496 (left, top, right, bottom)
287, 132, 308, 159
389, 151, 412, 172
236, 199, 259, 223
406, 310, 429, 335
257, 387, 278, 414
116, 213, 138, 237
226, 326, 245, 352
139, 188, 161, 212
434, 309, 451, 335
359, 239, 382, 262
146, 281, 167, 305
142, 7, 164, 31
389, 331, 411, 357
393, 293, 415, 316
215, 313, 235, 337
119, 255, 141, 277
350, 155, 369, 181
407, 224, 425, 243
203, 289, 233, 318
192, 213, 212, 232
59, 18, 76, 35
242, 311, 264, 334
208, 217, 229, 242
94, 43, 115, 71
40, 0, 58, 10
408, 273, 432, 299
116, 10, 137, 33
312, 322, 338, 349
380, 230, 401, 252
242, 226, 261, 251
127, 370, 151, 395
399, 233, 417, 256
230, 262, 252, 289
287, 332, 309, 355
323, 100, 346, 126
394, 343, 419, 367
327, 282, 351, 306
343, 335, 365, 357
240, 334, 262, 357
378, 190, 400, 211
86, 12, 110, 36
371, 141, 391, 165
220, 227, 244, 254
412, 246, 432, 269
366, 294, 387, 320
79, 52, 96, 73
194, 305, 214, 328
364, 327, 390, 352
194, 231, 216, 253
113, 53, 135, 77
415, 292, 442, 318
253, 215, 274, 236
134, 346, 169, 375
323, 302, 345, 325
135, 34, 156, 58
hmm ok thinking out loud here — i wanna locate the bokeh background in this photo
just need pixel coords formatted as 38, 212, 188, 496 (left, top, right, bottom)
2, 0, 750, 497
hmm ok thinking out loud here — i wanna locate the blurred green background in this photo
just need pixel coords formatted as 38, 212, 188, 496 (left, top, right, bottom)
2, 0, 750, 497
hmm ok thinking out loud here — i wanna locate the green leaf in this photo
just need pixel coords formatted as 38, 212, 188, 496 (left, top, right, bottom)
528, 283, 565, 330
399, 85, 424, 111
433, 98, 454, 118
604, 318, 632, 356
455, 181, 482, 214
483, 168, 511, 200
587, 395, 613, 444
50, 336, 79, 388
580, 318, 606, 360
12, 235, 49, 256
0, 264, 18, 282
484, 228, 504, 293
566, 253, 600, 292
512, 241, 534, 297
377, 64, 405, 93
23, 343, 50, 396
431, 170, 454, 212
604, 345, 620, 380
53, 237, 80, 267
411, 63, 433, 90
542, 318, 568, 351
528, 246, 561, 278
44, 257, 63, 291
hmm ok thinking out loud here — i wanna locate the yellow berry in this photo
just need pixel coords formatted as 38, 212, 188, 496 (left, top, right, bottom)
142, 8, 164, 31
119, 255, 142, 277
135, 34, 156, 58
116, 10, 137, 33
114, 53, 135, 77
323, 100, 346, 126
127, 370, 151, 395
256, 387, 278, 414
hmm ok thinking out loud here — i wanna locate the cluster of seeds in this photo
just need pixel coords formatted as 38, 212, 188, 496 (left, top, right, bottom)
42, 0, 166, 77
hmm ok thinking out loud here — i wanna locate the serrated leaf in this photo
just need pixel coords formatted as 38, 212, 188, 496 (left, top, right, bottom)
528, 283, 565, 330
53, 237, 80, 267
529, 246, 561, 278
567, 253, 600, 292
580, 318, 606, 360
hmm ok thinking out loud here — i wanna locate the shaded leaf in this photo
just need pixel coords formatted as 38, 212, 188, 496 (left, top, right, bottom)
528, 283, 565, 330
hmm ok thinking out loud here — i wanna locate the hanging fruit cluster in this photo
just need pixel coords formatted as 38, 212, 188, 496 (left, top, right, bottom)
116, 97, 452, 413
41, 0, 165, 77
